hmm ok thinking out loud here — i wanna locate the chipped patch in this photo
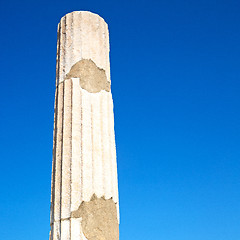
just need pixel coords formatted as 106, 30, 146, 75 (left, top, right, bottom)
71, 194, 119, 240
66, 59, 110, 93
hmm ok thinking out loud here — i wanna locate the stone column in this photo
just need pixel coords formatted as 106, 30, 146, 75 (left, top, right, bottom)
49, 11, 119, 240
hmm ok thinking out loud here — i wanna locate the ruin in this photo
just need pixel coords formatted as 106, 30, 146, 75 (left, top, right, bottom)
49, 11, 119, 240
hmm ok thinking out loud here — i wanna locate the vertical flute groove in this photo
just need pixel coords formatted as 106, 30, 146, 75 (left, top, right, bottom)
60, 82, 64, 237
100, 93, 105, 195
91, 103, 94, 194
107, 94, 114, 197
80, 87, 83, 204
59, 15, 66, 239
70, 79, 73, 240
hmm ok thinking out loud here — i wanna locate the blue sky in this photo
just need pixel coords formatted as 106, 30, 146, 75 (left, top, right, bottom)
0, 0, 240, 239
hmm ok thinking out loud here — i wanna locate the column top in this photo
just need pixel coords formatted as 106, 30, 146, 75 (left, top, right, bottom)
56, 10, 111, 87
59, 11, 108, 26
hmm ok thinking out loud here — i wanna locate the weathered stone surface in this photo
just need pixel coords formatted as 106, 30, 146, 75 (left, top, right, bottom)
66, 59, 110, 93
56, 11, 111, 86
49, 11, 119, 240
71, 195, 119, 240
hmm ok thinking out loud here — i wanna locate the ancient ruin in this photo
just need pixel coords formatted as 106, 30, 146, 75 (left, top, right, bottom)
49, 11, 119, 240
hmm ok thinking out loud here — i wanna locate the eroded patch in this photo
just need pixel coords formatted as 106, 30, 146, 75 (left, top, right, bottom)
71, 195, 119, 240
66, 59, 110, 93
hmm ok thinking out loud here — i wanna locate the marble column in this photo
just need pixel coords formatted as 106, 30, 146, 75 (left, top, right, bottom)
49, 11, 119, 240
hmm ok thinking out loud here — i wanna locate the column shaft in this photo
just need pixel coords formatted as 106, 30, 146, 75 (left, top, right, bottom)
50, 11, 119, 240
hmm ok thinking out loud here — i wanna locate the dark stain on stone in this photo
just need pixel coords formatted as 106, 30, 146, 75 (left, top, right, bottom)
71, 194, 119, 240
65, 59, 110, 93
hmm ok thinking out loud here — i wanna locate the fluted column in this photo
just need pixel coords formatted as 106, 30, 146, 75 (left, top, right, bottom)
50, 11, 119, 240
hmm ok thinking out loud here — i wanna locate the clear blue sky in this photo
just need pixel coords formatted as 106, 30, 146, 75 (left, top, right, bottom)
0, 0, 240, 239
